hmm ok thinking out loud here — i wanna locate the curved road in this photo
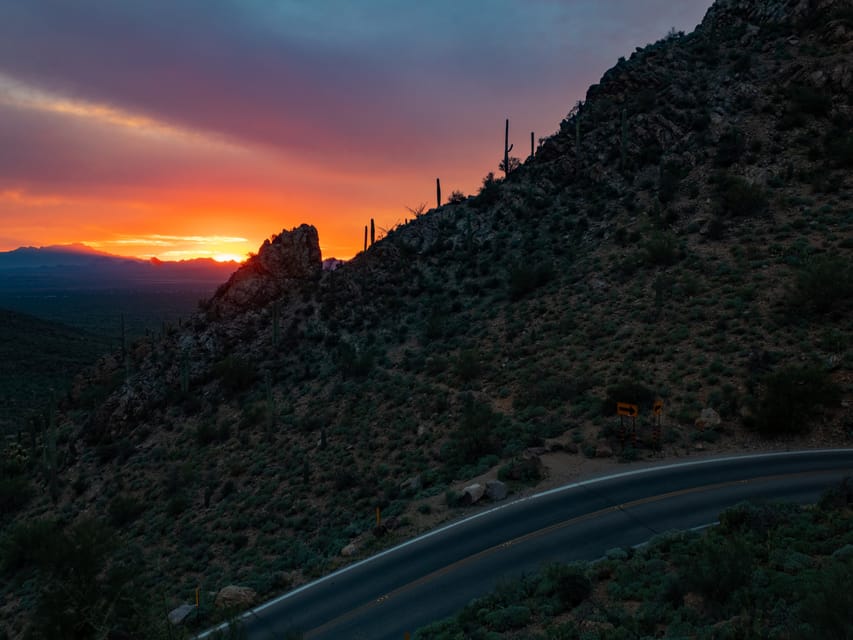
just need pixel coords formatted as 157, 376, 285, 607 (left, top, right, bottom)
197, 449, 853, 640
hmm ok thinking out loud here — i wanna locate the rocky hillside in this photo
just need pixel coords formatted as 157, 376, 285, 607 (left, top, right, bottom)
2, 0, 852, 636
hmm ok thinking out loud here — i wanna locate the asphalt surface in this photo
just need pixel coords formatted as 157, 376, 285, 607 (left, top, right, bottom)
196, 449, 853, 640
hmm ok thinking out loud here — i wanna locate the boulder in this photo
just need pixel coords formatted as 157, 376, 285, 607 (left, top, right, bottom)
485, 479, 508, 501
168, 604, 195, 626
215, 585, 257, 610
462, 483, 485, 504
341, 543, 358, 557
400, 474, 422, 493
595, 443, 614, 458
695, 408, 721, 430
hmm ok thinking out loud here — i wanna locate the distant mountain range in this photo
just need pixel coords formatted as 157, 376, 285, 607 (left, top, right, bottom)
0, 243, 240, 290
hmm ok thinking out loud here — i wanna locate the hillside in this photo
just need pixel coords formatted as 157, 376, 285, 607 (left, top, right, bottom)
0, 309, 113, 435
2, 0, 852, 636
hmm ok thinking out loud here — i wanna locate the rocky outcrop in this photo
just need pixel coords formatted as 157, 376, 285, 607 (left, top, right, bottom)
167, 603, 195, 625
696, 408, 722, 430
209, 224, 322, 314
701, 0, 850, 32
214, 585, 257, 609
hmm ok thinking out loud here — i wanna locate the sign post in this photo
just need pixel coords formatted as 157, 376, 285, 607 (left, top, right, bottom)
652, 399, 664, 452
616, 402, 638, 450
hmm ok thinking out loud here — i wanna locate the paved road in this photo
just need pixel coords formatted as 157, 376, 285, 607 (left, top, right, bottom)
196, 449, 853, 640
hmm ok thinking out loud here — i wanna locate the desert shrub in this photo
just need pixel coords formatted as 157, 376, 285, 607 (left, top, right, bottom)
455, 349, 482, 382
643, 232, 680, 266
498, 456, 543, 484
658, 161, 685, 203
747, 366, 841, 436
442, 395, 502, 469
513, 372, 587, 411
787, 83, 832, 117
447, 190, 467, 204
508, 260, 554, 300
213, 356, 257, 395
790, 254, 853, 314
0, 476, 32, 516
0, 519, 58, 573
684, 534, 754, 608
336, 341, 374, 378
715, 128, 746, 167
797, 561, 853, 639
538, 564, 592, 610
714, 174, 768, 217
166, 493, 190, 517
196, 421, 230, 446
825, 130, 853, 167
483, 605, 531, 631
27, 518, 148, 640
108, 494, 146, 528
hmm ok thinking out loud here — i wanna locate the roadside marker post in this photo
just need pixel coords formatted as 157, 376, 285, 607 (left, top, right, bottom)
376, 506, 381, 527
652, 399, 664, 453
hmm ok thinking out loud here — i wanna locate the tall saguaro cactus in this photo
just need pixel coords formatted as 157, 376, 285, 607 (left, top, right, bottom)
530, 131, 534, 158
504, 118, 514, 179
436, 178, 441, 208
576, 112, 581, 161
363, 225, 368, 252
370, 218, 375, 246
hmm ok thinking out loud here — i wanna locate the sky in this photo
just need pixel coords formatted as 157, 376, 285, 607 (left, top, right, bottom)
0, 1, 713, 262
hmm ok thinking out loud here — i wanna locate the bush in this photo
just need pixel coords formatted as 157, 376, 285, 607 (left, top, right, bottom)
684, 534, 754, 608
213, 356, 257, 395
508, 261, 554, 300
825, 130, 853, 168
108, 494, 146, 528
787, 83, 832, 117
715, 128, 746, 167
748, 366, 841, 436
790, 254, 853, 314
0, 519, 58, 573
714, 174, 768, 217
643, 233, 680, 266
483, 605, 531, 631
0, 476, 32, 516
498, 457, 543, 484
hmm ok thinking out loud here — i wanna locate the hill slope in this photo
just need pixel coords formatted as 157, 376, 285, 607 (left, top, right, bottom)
2, 0, 852, 636
0, 309, 113, 434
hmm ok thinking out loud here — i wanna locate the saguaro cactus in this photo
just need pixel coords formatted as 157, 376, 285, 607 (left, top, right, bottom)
370, 218, 375, 246
504, 118, 514, 179
530, 131, 534, 159
363, 225, 368, 252
436, 177, 441, 208
576, 112, 581, 160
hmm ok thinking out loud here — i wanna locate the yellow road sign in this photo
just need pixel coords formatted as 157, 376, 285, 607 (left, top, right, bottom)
616, 402, 639, 418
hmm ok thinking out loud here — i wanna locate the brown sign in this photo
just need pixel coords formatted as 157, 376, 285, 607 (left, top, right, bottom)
616, 402, 639, 418
653, 399, 664, 416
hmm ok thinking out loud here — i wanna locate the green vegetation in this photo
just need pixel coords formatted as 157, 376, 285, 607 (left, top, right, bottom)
2, 3, 852, 636
415, 490, 853, 639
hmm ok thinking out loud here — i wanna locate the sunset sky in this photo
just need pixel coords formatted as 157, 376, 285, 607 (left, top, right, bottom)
0, 1, 712, 262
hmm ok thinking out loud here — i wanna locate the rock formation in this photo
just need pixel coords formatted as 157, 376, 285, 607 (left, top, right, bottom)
210, 224, 322, 314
